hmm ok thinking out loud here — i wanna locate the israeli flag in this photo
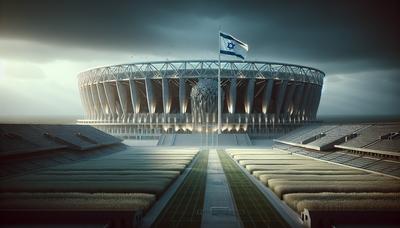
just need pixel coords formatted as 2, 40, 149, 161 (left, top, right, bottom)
220, 32, 249, 60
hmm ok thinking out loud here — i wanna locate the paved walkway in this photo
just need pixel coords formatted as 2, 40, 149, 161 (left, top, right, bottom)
201, 149, 242, 228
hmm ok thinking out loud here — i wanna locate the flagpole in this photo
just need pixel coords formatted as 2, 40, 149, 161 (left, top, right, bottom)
218, 29, 221, 136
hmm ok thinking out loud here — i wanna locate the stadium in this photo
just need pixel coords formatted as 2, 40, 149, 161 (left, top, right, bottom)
77, 60, 325, 137
3, 61, 400, 228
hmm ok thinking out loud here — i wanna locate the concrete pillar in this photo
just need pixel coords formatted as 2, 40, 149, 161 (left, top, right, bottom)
145, 77, 155, 114
275, 80, 288, 117
90, 84, 102, 118
299, 84, 312, 117
84, 85, 95, 118
309, 85, 322, 119
79, 86, 90, 118
282, 83, 296, 116
162, 78, 171, 114
305, 85, 317, 119
129, 79, 140, 113
245, 78, 255, 114
179, 78, 187, 113
103, 82, 117, 117
95, 84, 105, 117
262, 79, 274, 114
97, 83, 109, 116
116, 80, 129, 117
292, 83, 305, 117
228, 78, 237, 114
87, 85, 96, 118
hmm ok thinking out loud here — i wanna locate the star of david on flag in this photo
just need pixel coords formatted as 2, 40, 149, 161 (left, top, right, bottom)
219, 32, 248, 60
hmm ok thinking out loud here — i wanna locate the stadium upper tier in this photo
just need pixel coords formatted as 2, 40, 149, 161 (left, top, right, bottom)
77, 60, 325, 135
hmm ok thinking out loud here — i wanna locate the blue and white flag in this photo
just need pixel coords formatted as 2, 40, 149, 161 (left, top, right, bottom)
219, 32, 248, 60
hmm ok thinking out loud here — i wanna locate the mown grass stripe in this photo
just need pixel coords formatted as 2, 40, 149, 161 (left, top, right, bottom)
218, 150, 289, 228
152, 150, 209, 228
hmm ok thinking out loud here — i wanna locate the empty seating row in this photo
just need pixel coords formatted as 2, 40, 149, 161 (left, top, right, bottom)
276, 123, 400, 154
338, 124, 400, 153
276, 145, 400, 178
226, 149, 400, 227
0, 124, 122, 156
307, 124, 366, 149
0, 147, 199, 227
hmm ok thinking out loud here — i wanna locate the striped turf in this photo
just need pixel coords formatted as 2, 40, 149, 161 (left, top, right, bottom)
218, 150, 289, 228
152, 150, 209, 228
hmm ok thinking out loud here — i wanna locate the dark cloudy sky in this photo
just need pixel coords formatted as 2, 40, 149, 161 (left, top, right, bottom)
0, 0, 399, 119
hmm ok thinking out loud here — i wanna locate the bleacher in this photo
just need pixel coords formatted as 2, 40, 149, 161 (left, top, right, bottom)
342, 156, 379, 169
277, 124, 321, 142
276, 124, 370, 151
367, 140, 400, 153
0, 124, 123, 178
366, 160, 400, 176
275, 123, 400, 154
0, 125, 67, 155
274, 122, 400, 178
0, 124, 122, 157
307, 125, 366, 150
284, 125, 336, 145
336, 124, 400, 154
275, 145, 400, 178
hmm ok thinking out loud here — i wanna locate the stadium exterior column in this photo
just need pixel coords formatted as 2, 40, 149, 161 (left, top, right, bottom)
162, 78, 171, 114
305, 85, 317, 120
84, 85, 96, 119
299, 83, 311, 120
310, 86, 318, 119
103, 82, 117, 118
292, 83, 305, 119
303, 85, 313, 120
145, 77, 155, 113
311, 85, 322, 119
245, 78, 255, 114
116, 80, 129, 118
92, 83, 106, 119
90, 84, 103, 119
281, 83, 296, 119
179, 78, 187, 113
228, 78, 237, 114
275, 80, 288, 120
314, 86, 322, 118
129, 79, 140, 113
79, 85, 90, 119
262, 79, 274, 114
87, 84, 97, 119
97, 83, 109, 117
81, 85, 91, 118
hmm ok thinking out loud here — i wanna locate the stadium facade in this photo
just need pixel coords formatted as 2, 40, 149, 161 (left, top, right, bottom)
77, 60, 325, 138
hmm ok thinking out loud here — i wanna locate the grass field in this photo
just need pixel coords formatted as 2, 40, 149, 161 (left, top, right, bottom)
0, 148, 199, 212
152, 150, 209, 228
259, 174, 391, 185
218, 150, 289, 228
0, 192, 156, 210
228, 148, 400, 215
283, 192, 400, 212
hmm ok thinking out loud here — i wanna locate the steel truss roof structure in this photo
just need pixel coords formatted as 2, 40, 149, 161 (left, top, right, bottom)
78, 60, 325, 86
